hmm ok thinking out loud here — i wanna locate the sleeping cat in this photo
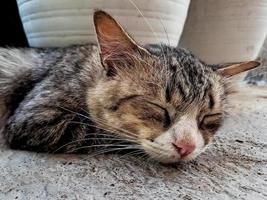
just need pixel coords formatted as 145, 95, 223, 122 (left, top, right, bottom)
0, 11, 260, 163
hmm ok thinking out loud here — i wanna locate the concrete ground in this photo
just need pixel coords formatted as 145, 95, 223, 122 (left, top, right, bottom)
0, 85, 267, 200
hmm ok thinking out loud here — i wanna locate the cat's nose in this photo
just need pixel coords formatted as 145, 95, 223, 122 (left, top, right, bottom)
172, 140, 196, 158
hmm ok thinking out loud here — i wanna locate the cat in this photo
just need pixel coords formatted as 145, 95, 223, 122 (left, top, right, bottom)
0, 11, 260, 163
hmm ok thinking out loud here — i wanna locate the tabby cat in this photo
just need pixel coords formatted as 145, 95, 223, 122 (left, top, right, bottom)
0, 11, 260, 163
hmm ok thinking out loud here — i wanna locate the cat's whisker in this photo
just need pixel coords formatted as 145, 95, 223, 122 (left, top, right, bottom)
68, 120, 137, 141
68, 144, 140, 155
84, 132, 134, 142
127, 0, 169, 64
89, 119, 138, 139
52, 136, 136, 153
118, 149, 144, 160
58, 106, 138, 139
127, 151, 153, 168
67, 143, 135, 153
72, 111, 136, 136
143, 142, 176, 162
127, 0, 158, 39
57, 105, 91, 120
145, 142, 172, 153
158, 16, 171, 47
84, 132, 132, 139
145, 154, 159, 167
85, 146, 141, 160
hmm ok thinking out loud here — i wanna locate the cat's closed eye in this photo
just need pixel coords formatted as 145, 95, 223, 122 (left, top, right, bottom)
138, 102, 171, 128
111, 95, 172, 128
199, 113, 222, 132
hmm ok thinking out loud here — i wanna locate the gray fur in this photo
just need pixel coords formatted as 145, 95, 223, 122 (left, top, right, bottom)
0, 45, 102, 152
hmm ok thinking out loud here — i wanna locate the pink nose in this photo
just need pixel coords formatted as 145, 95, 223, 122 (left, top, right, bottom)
173, 140, 196, 158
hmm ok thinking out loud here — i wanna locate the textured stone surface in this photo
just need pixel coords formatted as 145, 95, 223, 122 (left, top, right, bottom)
0, 86, 267, 200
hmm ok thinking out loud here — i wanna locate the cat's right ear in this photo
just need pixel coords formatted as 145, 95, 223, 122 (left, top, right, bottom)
214, 61, 261, 77
93, 10, 147, 75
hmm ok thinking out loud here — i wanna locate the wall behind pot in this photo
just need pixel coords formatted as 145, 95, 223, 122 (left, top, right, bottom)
179, 0, 267, 64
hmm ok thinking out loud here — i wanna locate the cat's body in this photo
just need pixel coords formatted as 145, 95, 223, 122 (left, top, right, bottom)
0, 45, 100, 152
0, 11, 260, 163
0, 44, 207, 152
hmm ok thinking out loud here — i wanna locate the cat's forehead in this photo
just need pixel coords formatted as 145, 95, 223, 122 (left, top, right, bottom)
145, 44, 206, 72
117, 44, 224, 108
115, 45, 223, 114
143, 44, 219, 95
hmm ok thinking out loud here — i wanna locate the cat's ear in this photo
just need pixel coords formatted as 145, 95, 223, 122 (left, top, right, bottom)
215, 61, 261, 77
93, 10, 146, 73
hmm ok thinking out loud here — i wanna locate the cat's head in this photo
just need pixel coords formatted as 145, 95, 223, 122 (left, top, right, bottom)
87, 11, 260, 163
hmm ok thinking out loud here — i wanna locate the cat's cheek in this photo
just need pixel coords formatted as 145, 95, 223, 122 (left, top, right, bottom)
200, 130, 215, 145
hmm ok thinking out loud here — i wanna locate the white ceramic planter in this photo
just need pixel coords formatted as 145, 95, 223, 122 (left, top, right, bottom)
179, 0, 267, 64
16, 0, 190, 47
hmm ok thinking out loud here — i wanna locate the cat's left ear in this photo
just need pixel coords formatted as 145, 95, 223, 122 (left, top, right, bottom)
93, 10, 148, 73
215, 61, 261, 77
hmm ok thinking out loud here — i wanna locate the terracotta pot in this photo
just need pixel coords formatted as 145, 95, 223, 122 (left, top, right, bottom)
179, 0, 267, 64
17, 0, 190, 47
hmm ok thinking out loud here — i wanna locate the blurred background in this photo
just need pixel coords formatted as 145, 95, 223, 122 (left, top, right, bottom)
1, 0, 267, 85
